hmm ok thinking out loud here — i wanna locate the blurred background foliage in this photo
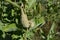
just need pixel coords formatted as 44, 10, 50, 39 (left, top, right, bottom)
0, 0, 60, 40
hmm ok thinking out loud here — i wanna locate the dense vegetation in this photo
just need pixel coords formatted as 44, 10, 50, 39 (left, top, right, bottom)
0, 0, 60, 40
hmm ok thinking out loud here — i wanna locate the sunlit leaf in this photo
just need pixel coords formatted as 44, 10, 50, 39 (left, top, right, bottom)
26, 0, 36, 10
2, 23, 17, 32
12, 34, 20, 39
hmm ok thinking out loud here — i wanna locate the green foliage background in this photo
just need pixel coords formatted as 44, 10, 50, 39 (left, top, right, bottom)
0, 0, 60, 40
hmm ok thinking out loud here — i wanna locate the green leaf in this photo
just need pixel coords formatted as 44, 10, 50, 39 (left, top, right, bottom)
15, 18, 18, 24
26, 31, 34, 38
3, 13, 8, 17
2, 23, 17, 32
34, 17, 45, 27
29, 16, 45, 31
11, 9, 15, 16
2, 32, 6, 38
0, 21, 4, 30
12, 34, 20, 39
28, 0, 36, 8
47, 22, 56, 40
26, 0, 36, 10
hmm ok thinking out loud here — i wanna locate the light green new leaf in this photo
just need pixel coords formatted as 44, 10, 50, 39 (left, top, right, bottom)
26, 0, 36, 10
12, 34, 20, 39
2, 23, 17, 32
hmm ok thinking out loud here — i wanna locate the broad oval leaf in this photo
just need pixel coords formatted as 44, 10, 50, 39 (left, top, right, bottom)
2, 23, 17, 32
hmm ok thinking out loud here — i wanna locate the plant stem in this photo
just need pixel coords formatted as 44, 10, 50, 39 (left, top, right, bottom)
5, 0, 20, 9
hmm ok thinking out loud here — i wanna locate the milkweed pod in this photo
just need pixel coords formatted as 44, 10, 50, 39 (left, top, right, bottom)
21, 3, 30, 28
21, 12, 30, 28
